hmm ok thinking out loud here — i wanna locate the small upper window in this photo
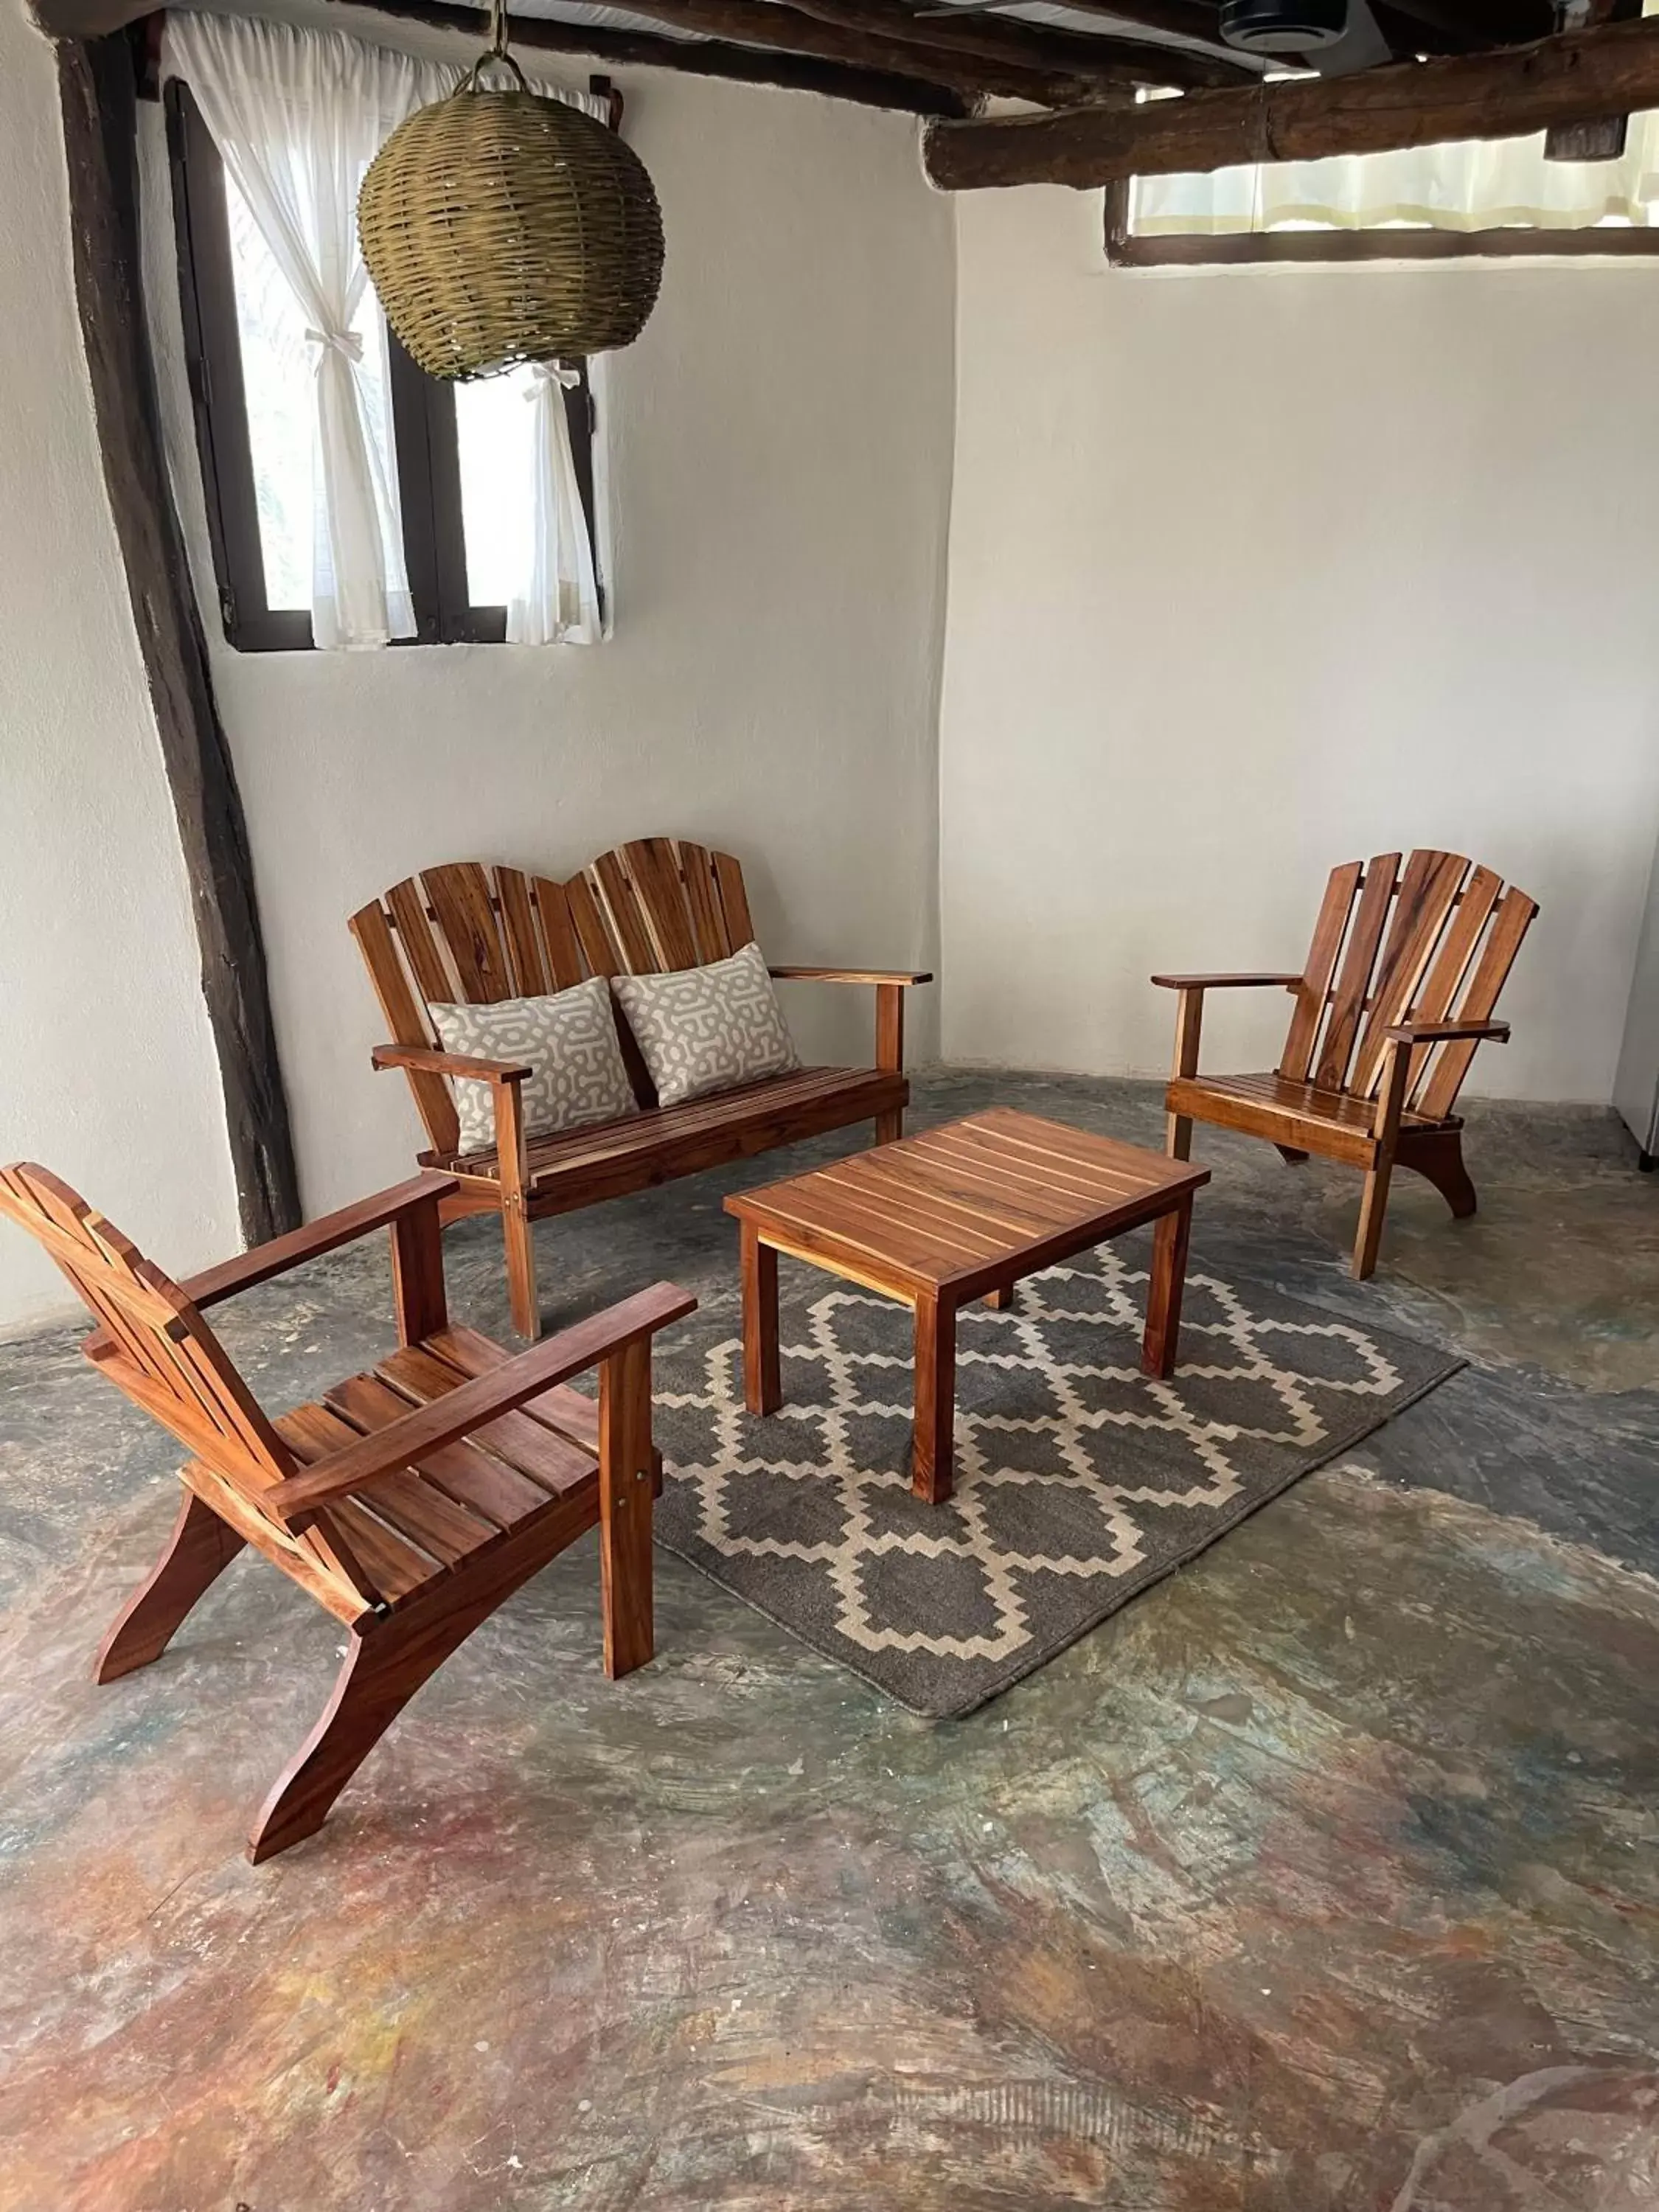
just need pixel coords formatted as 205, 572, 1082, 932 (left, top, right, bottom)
166, 76, 599, 650
1107, 102, 1659, 265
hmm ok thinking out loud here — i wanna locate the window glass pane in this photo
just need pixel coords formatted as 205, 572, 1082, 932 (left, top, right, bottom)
1130, 114, 1659, 239
454, 364, 539, 608
223, 173, 403, 613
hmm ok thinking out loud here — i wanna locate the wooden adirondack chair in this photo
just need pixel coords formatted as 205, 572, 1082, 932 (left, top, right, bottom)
1154, 850, 1537, 1279
0, 1161, 693, 1862
349, 838, 931, 1339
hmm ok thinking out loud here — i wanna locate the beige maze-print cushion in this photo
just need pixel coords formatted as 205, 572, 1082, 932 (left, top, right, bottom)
611, 942, 800, 1107
431, 975, 638, 1152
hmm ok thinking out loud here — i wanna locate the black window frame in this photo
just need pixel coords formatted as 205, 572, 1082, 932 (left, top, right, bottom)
164, 78, 599, 653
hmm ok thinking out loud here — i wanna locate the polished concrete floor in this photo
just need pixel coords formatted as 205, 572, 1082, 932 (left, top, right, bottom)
1, 1069, 1655, 2211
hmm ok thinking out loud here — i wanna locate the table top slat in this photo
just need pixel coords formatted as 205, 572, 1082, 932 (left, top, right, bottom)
728, 1110, 1206, 1293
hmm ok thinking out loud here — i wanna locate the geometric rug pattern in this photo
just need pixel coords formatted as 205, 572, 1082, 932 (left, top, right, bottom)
653, 1246, 1463, 1715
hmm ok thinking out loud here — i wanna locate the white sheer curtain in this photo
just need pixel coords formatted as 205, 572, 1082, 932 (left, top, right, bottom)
167, 13, 608, 650
512, 363, 602, 644
1133, 108, 1659, 236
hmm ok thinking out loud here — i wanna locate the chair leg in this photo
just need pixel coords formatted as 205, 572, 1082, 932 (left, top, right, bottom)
94, 1489, 246, 1684
1400, 1129, 1478, 1220
502, 1198, 540, 1341
599, 1337, 657, 1680
248, 1611, 473, 1863
1166, 1113, 1193, 1162
875, 1108, 903, 1146
1352, 1156, 1397, 1280
1275, 1146, 1310, 1165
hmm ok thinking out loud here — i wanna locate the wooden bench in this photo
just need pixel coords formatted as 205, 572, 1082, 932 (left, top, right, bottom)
350, 838, 932, 1337
1154, 849, 1537, 1279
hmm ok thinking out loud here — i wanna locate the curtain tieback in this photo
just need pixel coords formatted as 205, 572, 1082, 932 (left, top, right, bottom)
306, 326, 366, 364
528, 361, 581, 400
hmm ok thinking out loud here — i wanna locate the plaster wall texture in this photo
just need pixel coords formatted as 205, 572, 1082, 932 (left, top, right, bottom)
0, 6, 240, 1332
939, 185, 1659, 1102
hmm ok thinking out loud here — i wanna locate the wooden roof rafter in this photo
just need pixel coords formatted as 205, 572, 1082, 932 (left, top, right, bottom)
30, 0, 1269, 109
923, 9, 1659, 181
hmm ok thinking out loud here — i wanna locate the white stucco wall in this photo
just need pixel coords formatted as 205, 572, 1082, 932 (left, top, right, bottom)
140, 44, 956, 1214
939, 187, 1659, 1102
0, 3, 240, 1334
12, 16, 1659, 1340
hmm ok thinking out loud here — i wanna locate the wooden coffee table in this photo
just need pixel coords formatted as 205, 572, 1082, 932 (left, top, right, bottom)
725, 1107, 1210, 1504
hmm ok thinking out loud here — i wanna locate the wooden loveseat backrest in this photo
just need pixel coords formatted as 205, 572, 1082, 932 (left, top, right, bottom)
349, 839, 759, 1158
1278, 850, 1537, 1121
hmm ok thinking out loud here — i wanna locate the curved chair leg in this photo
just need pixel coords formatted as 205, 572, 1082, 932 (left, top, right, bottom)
94, 1488, 246, 1683
1275, 1146, 1310, 1165
247, 1610, 475, 1863
1400, 1130, 1478, 1220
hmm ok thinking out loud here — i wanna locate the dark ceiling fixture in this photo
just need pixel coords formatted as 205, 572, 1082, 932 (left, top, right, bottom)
1220, 0, 1349, 51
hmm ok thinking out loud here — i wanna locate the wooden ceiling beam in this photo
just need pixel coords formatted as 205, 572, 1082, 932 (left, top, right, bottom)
513, 0, 1096, 101
24, 0, 983, 109
994, 0, 1240, 52
779, 0, 1261, 88
31, 0, 1256, 100
924, 10, 1659, 184
329, 0, 993, 103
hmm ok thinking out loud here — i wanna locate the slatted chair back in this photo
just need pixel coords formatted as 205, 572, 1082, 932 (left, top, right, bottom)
1278, 851, 1537, 1121
349, 840, 759, 1156
0, 1164, 380, 1610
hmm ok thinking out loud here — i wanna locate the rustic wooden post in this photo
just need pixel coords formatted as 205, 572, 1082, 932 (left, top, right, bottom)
55, 28, 301, 1242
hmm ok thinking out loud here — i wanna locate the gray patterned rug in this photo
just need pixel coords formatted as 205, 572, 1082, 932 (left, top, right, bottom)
650, 1245, 1462, 1717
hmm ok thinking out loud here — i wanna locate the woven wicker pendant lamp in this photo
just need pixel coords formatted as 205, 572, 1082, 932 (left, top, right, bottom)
358, 0, 664, 380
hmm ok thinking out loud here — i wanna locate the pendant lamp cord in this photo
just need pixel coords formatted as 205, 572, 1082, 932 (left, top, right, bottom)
463, 0, 528, 92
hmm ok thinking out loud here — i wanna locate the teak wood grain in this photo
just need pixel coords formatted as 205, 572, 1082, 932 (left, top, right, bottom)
727, 1108, 1208, 1504
0, 1160, 693, 1863
1153, 848, 1536, 1281
350, 839, 932, 1338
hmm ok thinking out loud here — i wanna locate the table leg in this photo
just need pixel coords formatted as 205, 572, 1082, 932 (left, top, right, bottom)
984, 1284, 1015, 1312
741, 1223, 782, 1415
912, 1291, 957, 1504
1141, 1195, 1192, 1381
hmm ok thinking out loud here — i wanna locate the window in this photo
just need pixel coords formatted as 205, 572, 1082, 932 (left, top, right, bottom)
1106, 104, 1659, 265
166, 80, 598, 650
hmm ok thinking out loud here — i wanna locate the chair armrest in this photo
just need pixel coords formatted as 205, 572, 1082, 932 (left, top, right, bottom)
1150, 973, 1304, 992
768, 967, 933, 988
1383, 1020, 1510, 1046
265, 1280, 698, 1526
176, 1172, 462, 1312
372, 1043, 532, 1083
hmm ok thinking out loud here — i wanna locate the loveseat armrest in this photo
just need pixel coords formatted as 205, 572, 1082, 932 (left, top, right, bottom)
768, 968, 933, 1075
372, 1043, 532, 1084
768, 967, 933, 988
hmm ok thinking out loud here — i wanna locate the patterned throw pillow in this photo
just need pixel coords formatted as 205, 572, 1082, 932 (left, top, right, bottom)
611, 942, 800, 1107
430, 976, 638, 1153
